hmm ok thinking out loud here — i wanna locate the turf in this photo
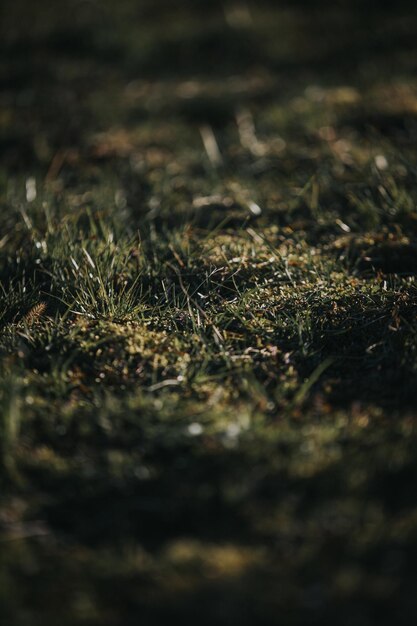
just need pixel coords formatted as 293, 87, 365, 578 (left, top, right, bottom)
1, 1, 417, 624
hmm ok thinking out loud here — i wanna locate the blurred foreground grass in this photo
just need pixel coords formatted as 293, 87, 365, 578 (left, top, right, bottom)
1, 1, 417, 624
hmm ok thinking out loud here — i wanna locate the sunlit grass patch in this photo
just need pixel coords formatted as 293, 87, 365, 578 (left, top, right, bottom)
1, 0, 417, 624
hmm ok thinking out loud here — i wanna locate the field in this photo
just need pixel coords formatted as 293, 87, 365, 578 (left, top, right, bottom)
1, 1, 417, 624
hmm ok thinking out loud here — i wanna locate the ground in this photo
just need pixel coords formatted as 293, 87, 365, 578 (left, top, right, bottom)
1, 1, 417, 624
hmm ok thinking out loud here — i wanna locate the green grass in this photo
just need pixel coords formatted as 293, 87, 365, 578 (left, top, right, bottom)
1, 1, 417, 624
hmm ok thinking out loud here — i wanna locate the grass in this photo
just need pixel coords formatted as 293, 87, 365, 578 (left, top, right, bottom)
1, 1, 417, 624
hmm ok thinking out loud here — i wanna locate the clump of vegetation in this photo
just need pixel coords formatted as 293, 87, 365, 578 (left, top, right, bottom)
1, 1, 417, 624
